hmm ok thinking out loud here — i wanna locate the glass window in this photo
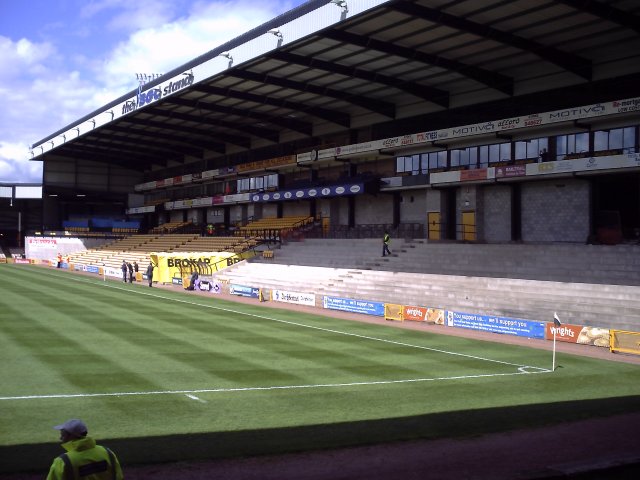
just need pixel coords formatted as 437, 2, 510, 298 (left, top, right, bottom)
556, 133, 588, 158
515, 138, 548, 160
623, 127, 636, 152
450, 150, 460, 167
594, 127, 636, 153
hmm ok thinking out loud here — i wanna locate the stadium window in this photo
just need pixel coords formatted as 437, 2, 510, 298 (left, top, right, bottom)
266, 173, 279, 189
594, 127, 636, 153
237, 178, 250, 192
396, 155, 421, 174
450, 149, 472, 168
515, 137, 548, 160
556, 132, 588, 159
426, 151, 447, 170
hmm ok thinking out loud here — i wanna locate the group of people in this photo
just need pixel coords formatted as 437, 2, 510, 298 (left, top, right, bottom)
120, 260, 138, 283
121, 260, 155, 287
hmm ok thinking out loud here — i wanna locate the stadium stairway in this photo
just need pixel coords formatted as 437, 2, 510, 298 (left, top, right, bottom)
215, 240, 640, 331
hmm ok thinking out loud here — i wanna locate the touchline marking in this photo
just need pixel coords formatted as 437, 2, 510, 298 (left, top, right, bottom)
0, 370, 550, 401
38, 269, 541, 371
185, 394, 207, 403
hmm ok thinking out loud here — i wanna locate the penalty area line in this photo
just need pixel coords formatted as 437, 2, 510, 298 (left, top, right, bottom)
0, 369, 551, 401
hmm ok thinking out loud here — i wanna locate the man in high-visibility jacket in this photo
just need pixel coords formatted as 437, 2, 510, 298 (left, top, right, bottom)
46, 419, 123, 480
382, 230, 392, 257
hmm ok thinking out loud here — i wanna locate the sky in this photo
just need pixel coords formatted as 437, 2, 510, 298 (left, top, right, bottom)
0, 0, 306, 184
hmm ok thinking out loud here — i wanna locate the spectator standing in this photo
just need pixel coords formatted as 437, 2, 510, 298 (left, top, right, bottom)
57, 253, 62, 268
133, 261, 139, 281
46, 418, 123, 480
146, 263, 154, 287
382, 230, 392, 257
539, 148, 550, 163
121, 261, 127, 283
127, 262, 134, 283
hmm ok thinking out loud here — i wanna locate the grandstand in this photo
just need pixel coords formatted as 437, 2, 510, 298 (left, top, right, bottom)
7, 1, 640, 477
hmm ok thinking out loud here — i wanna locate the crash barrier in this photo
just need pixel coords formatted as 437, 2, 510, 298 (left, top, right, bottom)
610, 330, 640, 356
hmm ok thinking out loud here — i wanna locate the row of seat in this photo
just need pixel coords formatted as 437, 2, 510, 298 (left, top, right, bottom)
238, 216, 314, 234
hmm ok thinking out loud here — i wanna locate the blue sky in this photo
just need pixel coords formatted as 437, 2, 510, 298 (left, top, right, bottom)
0, 0, 306, 184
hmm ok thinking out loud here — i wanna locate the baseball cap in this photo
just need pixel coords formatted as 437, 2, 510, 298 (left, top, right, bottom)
53, 419, 88, 437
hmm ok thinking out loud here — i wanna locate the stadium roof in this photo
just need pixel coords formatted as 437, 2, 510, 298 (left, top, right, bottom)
31, 0, 640, 172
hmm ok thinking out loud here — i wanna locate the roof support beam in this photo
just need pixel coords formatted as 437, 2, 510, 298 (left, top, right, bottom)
163, 97, 313, 136
268, 51, 449, 107
227, 70, 396, 118
81, 133, 204, 158
58, 145, 164, 168
191, 85, 351, 128
139, 108, 278, 144
555, 0, 640, 33
105, 124, 228, 152
391, 1, 592, 80
323, 29, 514, 96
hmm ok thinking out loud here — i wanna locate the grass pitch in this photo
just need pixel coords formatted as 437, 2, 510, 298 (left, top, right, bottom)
1, 263, 639, 473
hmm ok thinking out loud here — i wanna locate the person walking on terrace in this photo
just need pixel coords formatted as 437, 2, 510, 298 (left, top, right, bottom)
382, 230, 392, 257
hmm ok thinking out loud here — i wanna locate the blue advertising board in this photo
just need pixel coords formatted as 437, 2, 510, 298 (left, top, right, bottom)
230, 284, 260, 298
445, 310, 545, 339
323, 296, 385, 316
251, 183, 364, 203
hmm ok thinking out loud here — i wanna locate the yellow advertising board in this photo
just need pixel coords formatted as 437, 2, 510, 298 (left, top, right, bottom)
149, 251, 253, 284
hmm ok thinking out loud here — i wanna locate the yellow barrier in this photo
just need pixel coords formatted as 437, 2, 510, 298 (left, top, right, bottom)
384, 303, 403, 322
610, 329, 640, 356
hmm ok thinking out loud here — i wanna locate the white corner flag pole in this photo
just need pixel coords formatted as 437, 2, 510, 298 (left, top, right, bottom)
552, 312, 561, 372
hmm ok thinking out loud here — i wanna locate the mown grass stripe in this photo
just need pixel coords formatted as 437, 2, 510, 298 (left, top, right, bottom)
0, 369, 547, 401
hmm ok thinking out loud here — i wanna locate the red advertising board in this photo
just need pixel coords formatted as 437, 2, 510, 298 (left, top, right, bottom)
403, 306, 427, 321
545, 323, 610, 347
402, 306, 444, 324
460, 168, 488, 182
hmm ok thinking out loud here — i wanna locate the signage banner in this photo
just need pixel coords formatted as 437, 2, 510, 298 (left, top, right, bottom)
460, 168, 489, 182
323, 296, 385, 316
229, 284, 260, 298
236, 155, 296, 173
495, 165, 526, 178
199, 280, 222, 293
545, 323, 610, 347
150, 252, 239, 284
272, 289, 316, 306
446, 310, 545, 339
252, 183, 364, 203
403, 306, 444, 324
126, 205, 155, 214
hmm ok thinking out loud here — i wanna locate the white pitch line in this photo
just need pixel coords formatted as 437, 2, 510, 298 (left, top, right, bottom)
185, 393, 207, 403
0, 369, 550, 401
37, 269, 542, 371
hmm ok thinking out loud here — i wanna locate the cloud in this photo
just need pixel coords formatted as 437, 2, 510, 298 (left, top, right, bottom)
0, 1, 301, 184
98, 1, 284, 93
0, 142, 42, 183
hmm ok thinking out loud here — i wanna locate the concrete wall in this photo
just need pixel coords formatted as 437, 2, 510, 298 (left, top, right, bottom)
399, 189, 427, 223
522, 179, 590, 242
282, 201, 311, 217
356, 194, 393, 224
483, 184, 512, 243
